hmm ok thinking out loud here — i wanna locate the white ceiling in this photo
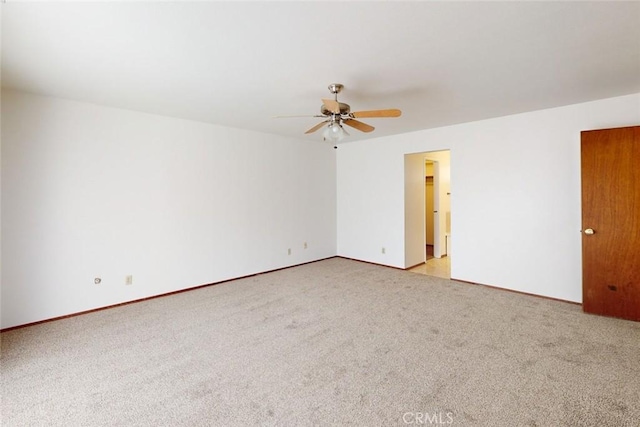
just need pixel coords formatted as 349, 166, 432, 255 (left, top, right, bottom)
2, 1, 640, 142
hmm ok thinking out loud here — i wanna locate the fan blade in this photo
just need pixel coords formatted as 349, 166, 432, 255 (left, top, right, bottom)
305, 121, 329, 134
351, 109, 401, 118
343, 119, 375, 133
322, 99, 341, 114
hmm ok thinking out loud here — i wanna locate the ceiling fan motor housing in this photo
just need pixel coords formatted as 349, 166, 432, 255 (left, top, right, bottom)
321, 102, 351, 116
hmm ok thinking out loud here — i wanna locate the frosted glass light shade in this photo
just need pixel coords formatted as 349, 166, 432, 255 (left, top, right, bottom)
323, 122, 345, 142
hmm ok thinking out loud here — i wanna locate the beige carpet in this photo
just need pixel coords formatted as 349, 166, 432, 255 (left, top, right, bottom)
2, 257, 639, 426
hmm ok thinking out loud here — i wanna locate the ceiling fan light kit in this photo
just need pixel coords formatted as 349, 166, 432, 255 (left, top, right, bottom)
280, 83, 401, 144
322, 121, 347, 143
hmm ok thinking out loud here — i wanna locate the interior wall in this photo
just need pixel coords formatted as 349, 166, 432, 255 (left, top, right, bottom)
337, 93, 640, 303
0, 90, 337, 329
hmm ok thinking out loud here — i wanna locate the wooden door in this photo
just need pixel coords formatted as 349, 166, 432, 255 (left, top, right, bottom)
581, 126, 640, 321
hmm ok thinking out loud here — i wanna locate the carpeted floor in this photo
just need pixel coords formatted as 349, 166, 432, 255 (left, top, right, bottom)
1, 257, 639, 426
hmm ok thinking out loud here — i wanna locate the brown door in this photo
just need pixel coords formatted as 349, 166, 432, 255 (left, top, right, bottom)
581, 126, 640, 321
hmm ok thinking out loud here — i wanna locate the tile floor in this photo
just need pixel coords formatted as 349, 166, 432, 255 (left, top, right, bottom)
408, 256, 451, 279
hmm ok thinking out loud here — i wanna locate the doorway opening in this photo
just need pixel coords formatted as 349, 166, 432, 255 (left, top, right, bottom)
404, 150, 451, 279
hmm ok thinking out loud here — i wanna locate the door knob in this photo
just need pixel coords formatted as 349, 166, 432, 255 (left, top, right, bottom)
584, 228, 595, 235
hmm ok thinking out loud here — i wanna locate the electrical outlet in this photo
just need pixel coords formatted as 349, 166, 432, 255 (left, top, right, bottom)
287, 248, 291, 255
304, 242, 308, 249
94, 278, 102, 284
381, 247, 386, 254
125, 275, 133, 285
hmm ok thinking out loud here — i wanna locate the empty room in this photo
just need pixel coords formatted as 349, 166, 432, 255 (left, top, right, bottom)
1, 2, 639, 426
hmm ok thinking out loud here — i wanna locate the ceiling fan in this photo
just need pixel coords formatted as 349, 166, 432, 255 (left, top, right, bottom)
279, 84, 401, 143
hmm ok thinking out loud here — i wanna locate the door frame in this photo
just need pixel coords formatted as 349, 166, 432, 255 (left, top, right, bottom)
403, 150, 450, 269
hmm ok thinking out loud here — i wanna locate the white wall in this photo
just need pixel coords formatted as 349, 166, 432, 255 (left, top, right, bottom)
337, 93, 640, 302
1, 90, 337, 328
